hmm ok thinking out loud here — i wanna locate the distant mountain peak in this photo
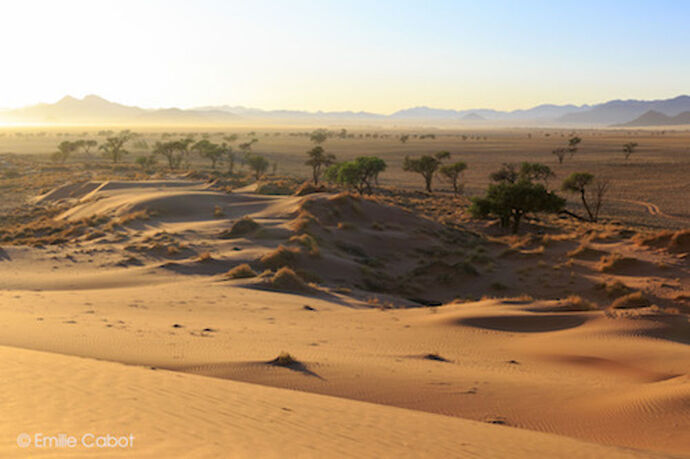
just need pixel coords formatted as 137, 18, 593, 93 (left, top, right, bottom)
57, 95, 79, 104
618, 109, 690, 127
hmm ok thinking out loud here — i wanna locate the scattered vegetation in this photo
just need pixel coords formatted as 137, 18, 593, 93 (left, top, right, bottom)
402, 151, 450, 192
265, 267, 313, 293
471, 169, 565, 233
325, 156, 387, 194
226, 264, 257, 279
562, 172, 609, 222
260, 245, 299, 269
305, 146, 335, 185
221, 217, 260, 239
610, 291, 651, 309
622, 142, 638, 160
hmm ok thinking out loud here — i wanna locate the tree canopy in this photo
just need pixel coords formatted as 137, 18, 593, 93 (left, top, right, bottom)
402, 151, 450, 192
470, 181, 565, 233
305, 146, 336, 185
325, 156, 386, 194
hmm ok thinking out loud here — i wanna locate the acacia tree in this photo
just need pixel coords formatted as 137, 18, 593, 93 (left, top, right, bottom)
489, 162, 554, 187
562, 172, 609, 222
622, 142, 638, 160
238, 138, 258, 168
305, 146, 336, 185
400, 134, 410, 144
247, 154, 269, 179
52, 140, 78, 163
99, 131, 132, 164
153, 138, 192, 169
439, 161, 467, 194
135, 154, 157, 171
325, 156, 386, 194
470, 181, 565, 233
153, 141, 177, 169
222, 143, 236, 174
552, 147, 568, 164
310, 129, 328, 145
402, 151, 450, 192
193, 139, 223, 169
518, 162, 555, 186
568, 136, 582, 157
74, 139, 98, 158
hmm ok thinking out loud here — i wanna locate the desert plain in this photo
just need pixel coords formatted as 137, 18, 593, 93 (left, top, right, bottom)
0, 126, 688, 458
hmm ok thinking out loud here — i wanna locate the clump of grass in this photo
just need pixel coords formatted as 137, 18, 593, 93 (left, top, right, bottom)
563, 295, 597, 311
597, 279, 632, 299
597, 254, 637, 273
266, 267, 313, 293
221, 217, 260, 239
256, 180, 298, 195
270, 351, 298, 366
226, 264, 257, 279
291, 210, 320, 232
610, 291, 652, 309
289, 233, 320, 256
567, 244, 605, 259
260, 245, 300, 269
294, 181, 328, 196
105, 209, 150, 230
337, 221, 355, 230
197, 251, 214, 262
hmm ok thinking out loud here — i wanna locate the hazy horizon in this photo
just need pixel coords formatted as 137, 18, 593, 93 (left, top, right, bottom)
3, 0, 689, 114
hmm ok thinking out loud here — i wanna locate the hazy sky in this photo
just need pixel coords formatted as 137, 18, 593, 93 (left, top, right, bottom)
1, 0, 688, 113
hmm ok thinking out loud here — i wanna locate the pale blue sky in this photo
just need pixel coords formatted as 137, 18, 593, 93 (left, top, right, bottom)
1, 0, 687, 112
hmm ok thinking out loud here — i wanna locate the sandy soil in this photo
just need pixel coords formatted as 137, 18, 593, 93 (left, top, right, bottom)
0, 179, 688, 457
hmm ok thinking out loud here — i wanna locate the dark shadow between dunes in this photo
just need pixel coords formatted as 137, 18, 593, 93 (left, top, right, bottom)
457, 314, 589, 333
170, 359, 325, 380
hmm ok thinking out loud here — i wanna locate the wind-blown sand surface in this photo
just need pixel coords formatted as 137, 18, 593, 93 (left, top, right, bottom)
1, 180, 688, 457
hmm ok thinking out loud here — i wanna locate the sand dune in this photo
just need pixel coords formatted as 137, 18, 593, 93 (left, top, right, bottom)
1, 179, 688, 457
1, 345, 668, 458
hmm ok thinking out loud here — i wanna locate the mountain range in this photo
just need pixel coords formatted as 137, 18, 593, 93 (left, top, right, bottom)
617, 110, 690, 127
1, 94, 689, 126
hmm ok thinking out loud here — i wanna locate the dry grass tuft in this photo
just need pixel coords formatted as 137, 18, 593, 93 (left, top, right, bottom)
567, 244, 606, 260
291, 210, 320, 232
270, 351, 299, 366
260, 245, 300, 269
288, 233, 320, 256
197, 251, 214, 262
221, 217, 260, 239
597, 279, 632, 299
563, 295, 598, 311
633, 229, 690, 253
294, 181, 328, 196
610, 291, 652, 309
265, 267, 313, 293
105, 209, 150, 230
256, 180, 299, 195
226, 263, 257, 279
597, 254, 638, 273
